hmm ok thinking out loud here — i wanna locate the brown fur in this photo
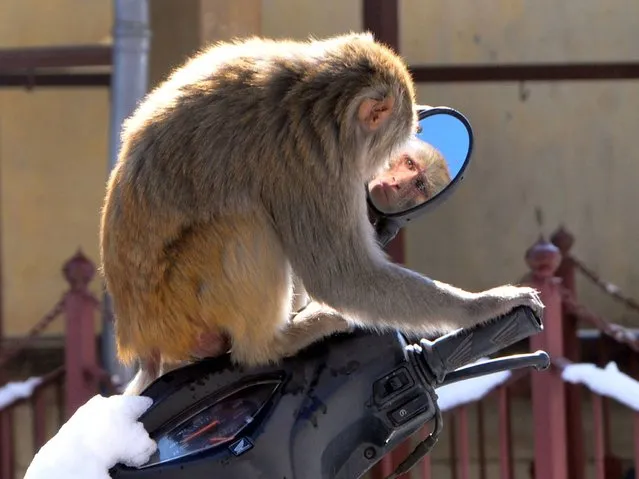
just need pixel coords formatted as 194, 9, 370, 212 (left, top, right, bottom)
100, 32, 543, 395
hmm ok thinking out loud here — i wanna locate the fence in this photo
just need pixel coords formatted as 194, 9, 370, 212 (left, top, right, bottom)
1, 229, 639, 479
370, 226, 639, 479
0, 250, 111, 479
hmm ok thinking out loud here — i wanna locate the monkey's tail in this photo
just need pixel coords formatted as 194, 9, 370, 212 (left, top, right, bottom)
122, 355, 161, 396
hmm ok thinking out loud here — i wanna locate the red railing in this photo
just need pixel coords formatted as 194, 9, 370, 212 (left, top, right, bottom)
0, 368, 65, 479
0, 250, 112, 479
2, 232, 638, 479
370, 226, 639, 479
546, 227, 639, 479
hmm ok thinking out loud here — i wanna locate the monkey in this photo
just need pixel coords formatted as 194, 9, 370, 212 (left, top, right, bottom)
99, 32, 544, 395
368, 137, 452, 214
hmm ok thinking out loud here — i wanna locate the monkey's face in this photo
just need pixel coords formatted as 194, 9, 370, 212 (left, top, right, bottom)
368, 153, 430, 213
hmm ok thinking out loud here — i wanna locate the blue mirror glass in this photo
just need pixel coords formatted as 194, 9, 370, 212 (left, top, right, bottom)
367, 109, 472, 215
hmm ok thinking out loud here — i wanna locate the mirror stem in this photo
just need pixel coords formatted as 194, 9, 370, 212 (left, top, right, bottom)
374, 217, 402, 249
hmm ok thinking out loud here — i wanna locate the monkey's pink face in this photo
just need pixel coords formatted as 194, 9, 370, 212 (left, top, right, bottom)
368, 153, 429, 213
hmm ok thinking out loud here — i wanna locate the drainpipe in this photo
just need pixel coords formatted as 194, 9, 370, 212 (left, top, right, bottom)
102, 0, 151, 389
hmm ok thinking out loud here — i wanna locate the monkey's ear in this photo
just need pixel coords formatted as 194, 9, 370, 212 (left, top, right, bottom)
358, 96, 395, 132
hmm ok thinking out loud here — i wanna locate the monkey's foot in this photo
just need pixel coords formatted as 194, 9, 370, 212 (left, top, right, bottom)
191, 330, 232, 359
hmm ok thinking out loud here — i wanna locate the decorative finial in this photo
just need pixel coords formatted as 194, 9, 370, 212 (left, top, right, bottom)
62, 249, 96, 291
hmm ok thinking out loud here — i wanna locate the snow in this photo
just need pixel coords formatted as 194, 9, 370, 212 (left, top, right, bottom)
24, 394, 157, 479
433, 359, 639, 413
435, 358, 512, 411
0, 376, 42, 409
562, 361, 639, 412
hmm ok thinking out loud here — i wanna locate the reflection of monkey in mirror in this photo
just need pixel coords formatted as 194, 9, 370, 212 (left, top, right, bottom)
100, 32, 544, 395
368, 138, 451, 213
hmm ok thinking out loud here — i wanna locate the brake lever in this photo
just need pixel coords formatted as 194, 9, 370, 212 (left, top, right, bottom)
439, 350, 550, 387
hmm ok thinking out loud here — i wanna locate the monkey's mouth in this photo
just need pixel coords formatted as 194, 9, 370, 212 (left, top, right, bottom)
370, 182, 392, 207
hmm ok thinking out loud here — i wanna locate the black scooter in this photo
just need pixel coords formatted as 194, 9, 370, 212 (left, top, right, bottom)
109, 106, 550, 479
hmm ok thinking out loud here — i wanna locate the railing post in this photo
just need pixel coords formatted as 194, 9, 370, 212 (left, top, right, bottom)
63, 250, 100, 419
31, 387, 48, 451
634, 412, 639, 479
476, 401, 487, 479
550, 226, 585, 479
591, 393, 606, 479
498, 386, 513, 479
455, 406, 471, 479
420, 427, 432, 479
0, 411, 13, 479
523, 237, 569, 479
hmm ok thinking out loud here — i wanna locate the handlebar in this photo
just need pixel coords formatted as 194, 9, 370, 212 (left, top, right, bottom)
388, 306, 548, 479
418, 305, 545, 384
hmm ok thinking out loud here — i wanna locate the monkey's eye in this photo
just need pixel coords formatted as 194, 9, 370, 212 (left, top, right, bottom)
404, 156, 416, 170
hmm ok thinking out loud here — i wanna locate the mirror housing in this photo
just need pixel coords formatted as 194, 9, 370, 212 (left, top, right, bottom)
366, 105, 474, 247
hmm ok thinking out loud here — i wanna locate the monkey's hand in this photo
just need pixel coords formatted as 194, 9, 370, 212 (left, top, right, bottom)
466, 285, 544, 326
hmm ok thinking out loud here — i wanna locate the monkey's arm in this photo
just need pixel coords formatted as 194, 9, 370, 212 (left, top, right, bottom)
273, 192, 543, 336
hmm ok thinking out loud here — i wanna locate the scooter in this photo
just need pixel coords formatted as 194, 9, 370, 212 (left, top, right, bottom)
109, 106, 550, 479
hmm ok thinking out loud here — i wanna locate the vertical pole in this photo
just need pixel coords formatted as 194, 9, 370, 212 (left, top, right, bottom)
498, 386, 513, 479
450, 412, 458, 479
0, 411, 13, 479
634, 412, 639, 479
456, 407, 471, 479
361, 0, 404, 266
477, 401, 487, 479
550, 226, 584, 479
102, 0, 151, 388
361, 2, 411, 477
0, 126, 4, 353
420, 439, 432, 478
523, 237, 569, 479
32, 388, 47, 451
0, 127, 5, 479
591, 393, 606, 479
63, 251, 100, 418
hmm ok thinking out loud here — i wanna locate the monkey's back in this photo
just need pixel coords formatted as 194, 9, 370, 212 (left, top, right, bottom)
100, 33, 416, 365
114, 33, 416, 204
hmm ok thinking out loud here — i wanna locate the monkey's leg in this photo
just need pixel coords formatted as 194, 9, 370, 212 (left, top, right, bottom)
229, 301, 353, 364
277, 302, 354, 358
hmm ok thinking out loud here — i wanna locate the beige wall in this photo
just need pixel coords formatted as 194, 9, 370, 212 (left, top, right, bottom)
400, 1, 639, 326
400, 0, 639, 65
3, 0, 638, 335
261, 0, 361, 38
0, 0, 112, 337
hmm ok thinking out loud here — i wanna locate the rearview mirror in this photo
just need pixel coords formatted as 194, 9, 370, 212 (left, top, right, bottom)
366, 107, 473, 217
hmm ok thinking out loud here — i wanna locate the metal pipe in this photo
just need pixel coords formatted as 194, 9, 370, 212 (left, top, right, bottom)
102, 0, 151, 389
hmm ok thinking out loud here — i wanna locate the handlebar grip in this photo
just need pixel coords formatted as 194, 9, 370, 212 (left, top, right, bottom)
419, 305, 543, 383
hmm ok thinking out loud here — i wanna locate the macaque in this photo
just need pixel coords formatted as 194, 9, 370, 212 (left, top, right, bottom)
100, 32, 543, 395
368, 137, 451, 213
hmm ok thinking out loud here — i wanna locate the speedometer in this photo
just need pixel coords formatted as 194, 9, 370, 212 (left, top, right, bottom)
142, 380, 281, 467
